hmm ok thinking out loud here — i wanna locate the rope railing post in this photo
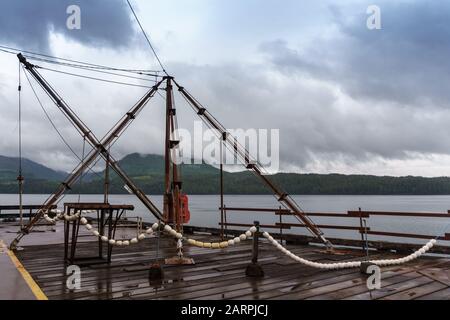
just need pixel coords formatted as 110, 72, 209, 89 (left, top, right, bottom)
149, 221, 164, 281
358, 207, 365, 252
224, 205, 228, 239
246, 221, 264, 277
279, 206, 283, 246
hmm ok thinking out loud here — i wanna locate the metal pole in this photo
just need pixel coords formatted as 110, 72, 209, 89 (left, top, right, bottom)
17, 62, 24, 230
18, 177, 23, 230
246, 221, 264, 277
279, 206, 283, 246
220, 136, 224, 240
164, 77, 173, 224
358, 207, 365, 252
252, 221, 260, 264
363, 219, 370, 258
224, 205, 228, 239
168, 77, 181, 231
104, 149, 110, 204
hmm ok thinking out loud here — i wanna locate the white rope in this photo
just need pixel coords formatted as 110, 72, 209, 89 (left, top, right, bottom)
42, 210, 154, 246
43, 209, 100, 223
262, 231, 437, 270
44, 210, 254, 249
40, 213, 439, 265
84, 220, 161, 247
186, 226, 256, 249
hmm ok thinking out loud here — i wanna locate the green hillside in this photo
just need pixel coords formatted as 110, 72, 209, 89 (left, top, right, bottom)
0, 155, 66, 181
1, 153, 450, 195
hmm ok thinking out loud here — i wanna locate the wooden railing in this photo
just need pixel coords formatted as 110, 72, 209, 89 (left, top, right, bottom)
218, 206, 450, 254
0, 205, 57, 221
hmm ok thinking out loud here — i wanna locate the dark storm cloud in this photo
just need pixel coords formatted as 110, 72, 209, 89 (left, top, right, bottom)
260, 1, 450, 108
0, 0, 137, 51
170, 62, 450, 173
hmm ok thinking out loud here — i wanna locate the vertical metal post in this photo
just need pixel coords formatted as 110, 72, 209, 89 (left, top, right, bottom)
169, 103, 181, 231
18, 64, 24, 230
18, 177, 23, 229
104, 151, 110, 204
107, 210, 113, 263
246, 221, 264, 277
220, 137, 224, 240
99, 209, 105, 259
224, 205, 228, 239
363, 219, 370, 258
358, 207, 365, 252
164, 76, 174, 224
279, 206, 283, 246
64, 219, 69, 264
252, 221, 260, 264
69, 212, 78, 264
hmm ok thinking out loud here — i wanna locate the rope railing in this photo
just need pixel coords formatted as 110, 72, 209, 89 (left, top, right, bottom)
45, 211, 256, 248
262, 231, 436, 270
41, 212, 438, 267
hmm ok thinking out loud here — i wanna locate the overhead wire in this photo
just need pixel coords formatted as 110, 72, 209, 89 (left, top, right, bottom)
22, 66, 103, 180
38, 66, 154, 89
0, 44, 161, 75
26, 55, 160, 82
126, 0, 168, 76
23, 62, 163, 188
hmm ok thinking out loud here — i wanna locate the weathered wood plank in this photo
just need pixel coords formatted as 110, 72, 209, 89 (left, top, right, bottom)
13, 230, 450, 300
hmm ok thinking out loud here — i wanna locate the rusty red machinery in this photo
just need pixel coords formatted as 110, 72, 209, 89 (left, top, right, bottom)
180, 193, 191, 224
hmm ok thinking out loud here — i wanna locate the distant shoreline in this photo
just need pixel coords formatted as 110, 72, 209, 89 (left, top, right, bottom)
3, 153, 450, 196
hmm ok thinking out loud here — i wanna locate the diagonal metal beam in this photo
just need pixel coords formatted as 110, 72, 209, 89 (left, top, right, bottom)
174, 80, 332, 248
11, 54, 165, 249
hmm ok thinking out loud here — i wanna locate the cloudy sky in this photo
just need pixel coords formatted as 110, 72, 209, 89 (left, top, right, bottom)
1, 0, 450, 177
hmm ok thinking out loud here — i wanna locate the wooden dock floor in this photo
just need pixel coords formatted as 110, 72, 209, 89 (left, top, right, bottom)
13, 230, 450, 300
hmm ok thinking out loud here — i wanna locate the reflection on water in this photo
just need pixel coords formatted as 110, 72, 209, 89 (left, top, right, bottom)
1, 194, 450, 245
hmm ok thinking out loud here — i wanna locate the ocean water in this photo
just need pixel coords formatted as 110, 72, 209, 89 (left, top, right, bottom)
1, 194, 450, 245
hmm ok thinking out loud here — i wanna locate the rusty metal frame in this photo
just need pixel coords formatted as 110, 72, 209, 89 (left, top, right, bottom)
10, 54, 165, 249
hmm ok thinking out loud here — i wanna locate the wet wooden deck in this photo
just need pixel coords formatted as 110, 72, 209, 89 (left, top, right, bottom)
13, 230, 450, 300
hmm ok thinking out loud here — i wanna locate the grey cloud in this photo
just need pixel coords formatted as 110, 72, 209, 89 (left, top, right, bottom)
169, 62, 450, 172
5, 56, 450, 175
260, 1, 450, 108
3, 1, 450, 176
0, 0, 137, 52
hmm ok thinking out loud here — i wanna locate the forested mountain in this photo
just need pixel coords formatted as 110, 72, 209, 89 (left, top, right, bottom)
1, 153, 450, 195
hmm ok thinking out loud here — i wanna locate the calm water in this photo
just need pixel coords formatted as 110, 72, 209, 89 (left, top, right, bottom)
1, 194, 450, 245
